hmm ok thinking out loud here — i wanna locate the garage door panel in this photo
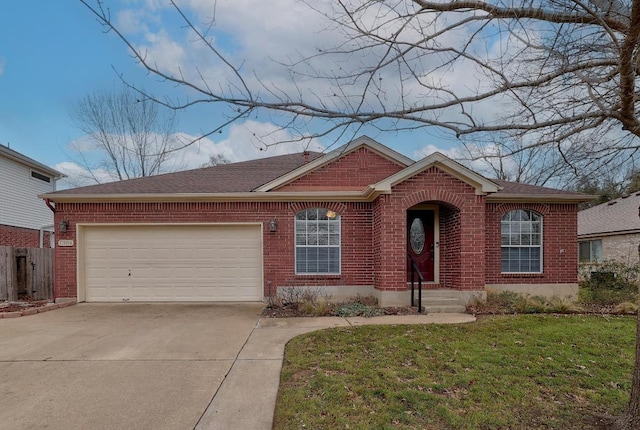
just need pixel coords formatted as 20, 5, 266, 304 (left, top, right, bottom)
83, 225, 262, 302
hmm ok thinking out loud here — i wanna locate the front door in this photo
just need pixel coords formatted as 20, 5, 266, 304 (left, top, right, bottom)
407, 210, 435, 282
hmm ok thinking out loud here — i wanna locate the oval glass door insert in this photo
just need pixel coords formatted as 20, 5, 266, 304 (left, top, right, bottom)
410, 218, 425, 254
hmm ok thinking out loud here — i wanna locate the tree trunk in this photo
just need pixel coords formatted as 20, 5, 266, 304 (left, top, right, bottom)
614, 297, 640, 429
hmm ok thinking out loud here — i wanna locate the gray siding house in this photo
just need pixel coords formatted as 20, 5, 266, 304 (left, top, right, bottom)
578, 193, 640, 265
0, 144, 64, 247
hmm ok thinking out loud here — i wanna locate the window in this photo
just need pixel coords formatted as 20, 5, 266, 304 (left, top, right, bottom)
295, 208, 340, 274
501, 209, 542, 273
579, 240, 602, 263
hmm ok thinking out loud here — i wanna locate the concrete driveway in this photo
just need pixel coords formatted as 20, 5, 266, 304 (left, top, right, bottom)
0, 303, 264, 430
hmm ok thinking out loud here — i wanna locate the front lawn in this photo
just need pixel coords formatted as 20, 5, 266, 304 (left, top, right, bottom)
274, 315, 635, 429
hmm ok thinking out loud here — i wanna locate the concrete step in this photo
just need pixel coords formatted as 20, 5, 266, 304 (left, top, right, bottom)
422, 304, 467, 313
411, 292, 468, 313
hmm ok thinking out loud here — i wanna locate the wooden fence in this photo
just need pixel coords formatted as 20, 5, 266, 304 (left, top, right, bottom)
0, 246, 54, 301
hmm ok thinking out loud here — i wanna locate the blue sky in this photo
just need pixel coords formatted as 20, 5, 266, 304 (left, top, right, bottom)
1, 3, 128, 160
0, 1, 467, 188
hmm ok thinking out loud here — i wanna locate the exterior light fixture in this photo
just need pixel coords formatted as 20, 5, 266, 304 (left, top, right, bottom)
268, 218, 278, 232
58, 220, 69, 233
326, 210, 337, 219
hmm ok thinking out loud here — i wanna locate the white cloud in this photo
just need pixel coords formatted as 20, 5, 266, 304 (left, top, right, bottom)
54, 161, 115, 190
171, 120, 325, 169
412, 143, 462, 161
116, 9, 149, 35
58, 120, 325, 189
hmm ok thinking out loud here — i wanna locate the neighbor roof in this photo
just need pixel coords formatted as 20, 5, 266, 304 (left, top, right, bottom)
578, 192, 640, 237
0, 144, 65, 178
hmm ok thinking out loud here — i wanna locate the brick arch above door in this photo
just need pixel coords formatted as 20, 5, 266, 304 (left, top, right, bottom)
401, 189, 467, 211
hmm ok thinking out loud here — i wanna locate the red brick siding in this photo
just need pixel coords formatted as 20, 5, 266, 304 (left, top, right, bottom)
439, 205, 461, 289
276, 147, 404, 191
0, 224, 52, 248
54, 201, 374, 300
374, 166, 486, 291
485, 203, 578, 284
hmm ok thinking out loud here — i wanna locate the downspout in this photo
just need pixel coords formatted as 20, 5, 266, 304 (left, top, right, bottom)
45, 198, 55, 213
39, 224, 54, 248
43, 199, 56, 248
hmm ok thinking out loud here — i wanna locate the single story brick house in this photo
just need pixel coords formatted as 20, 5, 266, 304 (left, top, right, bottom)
41, 137, 588, 306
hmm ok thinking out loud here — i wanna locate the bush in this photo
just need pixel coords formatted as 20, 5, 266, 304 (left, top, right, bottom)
579, 260, 640, 305
334, 302, 383, 317
513, 295, 548, 314
469, 292, 583, 315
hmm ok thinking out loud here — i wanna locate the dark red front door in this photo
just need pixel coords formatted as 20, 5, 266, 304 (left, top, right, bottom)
407, 210, 435, 282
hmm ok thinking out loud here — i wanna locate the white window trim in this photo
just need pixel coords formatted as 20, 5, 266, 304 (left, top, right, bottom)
579, 239, 602, 264
294, 208, 341, 275
500, 210, 544, 274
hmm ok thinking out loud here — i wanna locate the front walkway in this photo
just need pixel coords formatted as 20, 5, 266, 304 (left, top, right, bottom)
196, 313, 476, 430
0, 304, 474, 430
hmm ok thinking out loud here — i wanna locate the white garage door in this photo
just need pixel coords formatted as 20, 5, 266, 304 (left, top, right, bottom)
81, 224, 263, 302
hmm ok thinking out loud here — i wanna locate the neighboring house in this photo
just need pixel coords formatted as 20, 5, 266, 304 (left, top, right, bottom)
578, 193, 640, 265
42, 137, 589, 306
0, 144, 64, 248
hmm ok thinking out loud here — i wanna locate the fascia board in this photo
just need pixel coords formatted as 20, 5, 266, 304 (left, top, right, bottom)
486, 194, 592, 203
1, 146, 66, 178
39, 189, 381, 203
373, 152, 500, 195
578, 229, 640, 239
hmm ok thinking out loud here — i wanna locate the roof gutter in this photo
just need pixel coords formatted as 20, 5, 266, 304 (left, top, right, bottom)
40, 188, 384, 204
486, 194, 593, 203
41, 188, 591, 204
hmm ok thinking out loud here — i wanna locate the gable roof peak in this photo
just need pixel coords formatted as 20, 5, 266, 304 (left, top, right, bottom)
253, 135, 414, 192
373, 149, 501, 195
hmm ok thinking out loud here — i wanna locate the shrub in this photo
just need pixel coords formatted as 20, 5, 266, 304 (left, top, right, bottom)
513, 295, 548, 314
579, 260, 640, 305
468, 291, 523, 314
547, 296, 583, 314
334, 302, 383, 317
469, 292, 583, 315
613, 301, 638, 315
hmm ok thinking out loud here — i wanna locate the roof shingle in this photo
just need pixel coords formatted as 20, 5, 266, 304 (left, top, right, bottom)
578, 193, 640, 236
50, 152, 323, 195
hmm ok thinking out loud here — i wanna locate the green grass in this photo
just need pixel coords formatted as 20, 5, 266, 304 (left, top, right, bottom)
273, 315, 636, 429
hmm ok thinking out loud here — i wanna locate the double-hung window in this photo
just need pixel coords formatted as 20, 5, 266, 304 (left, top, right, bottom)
295, 208, 340, 274
501, 209, 542, 273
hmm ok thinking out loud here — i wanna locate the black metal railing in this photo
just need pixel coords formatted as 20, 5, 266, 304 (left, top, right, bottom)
408, 254, 424, 313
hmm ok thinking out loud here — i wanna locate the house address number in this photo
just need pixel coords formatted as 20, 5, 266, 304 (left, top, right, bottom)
58, 240, 74, 247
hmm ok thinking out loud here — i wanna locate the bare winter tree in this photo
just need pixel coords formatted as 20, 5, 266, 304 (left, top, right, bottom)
200, 153, 231, 168
80, 0, 640, 426
80, 1, 640, 159
68, 86, 180, 184
455, 135, 590, 187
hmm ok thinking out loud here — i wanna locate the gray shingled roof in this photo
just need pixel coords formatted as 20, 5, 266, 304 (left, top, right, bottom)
48, 152, 323, 195
492, 179, 587, 197
45, 150, 588, 201
578, 192, 640, 237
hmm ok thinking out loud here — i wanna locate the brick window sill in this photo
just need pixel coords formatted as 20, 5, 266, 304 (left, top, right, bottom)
294, 274, 342, 279
500, 273, 545, 278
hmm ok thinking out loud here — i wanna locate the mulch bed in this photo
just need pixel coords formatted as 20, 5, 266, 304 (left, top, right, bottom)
0, 300, 50, 313
262, 304, 420, 318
